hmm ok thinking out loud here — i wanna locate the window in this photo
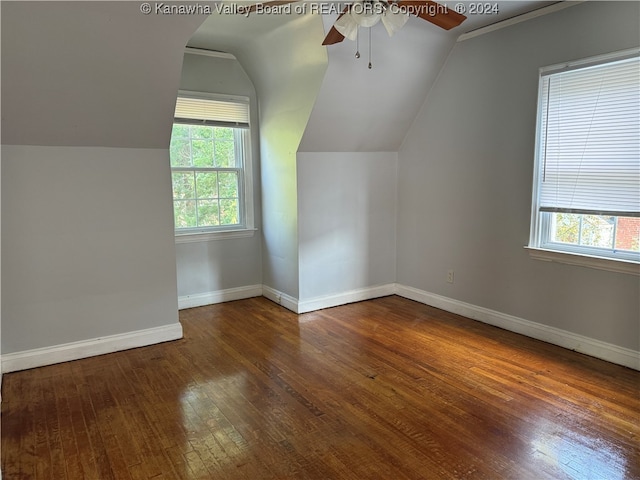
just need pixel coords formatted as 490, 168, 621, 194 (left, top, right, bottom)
529, 50, 640, 272
170, 93, 254, 239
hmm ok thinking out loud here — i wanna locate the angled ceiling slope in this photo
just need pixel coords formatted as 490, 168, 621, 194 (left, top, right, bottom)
1, 2, 206, 148
300, 1, 557, 152
185, 0, 557, 152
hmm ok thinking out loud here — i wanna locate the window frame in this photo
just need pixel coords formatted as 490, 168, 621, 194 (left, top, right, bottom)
171, 91, 255, 243
527, 49, 640, 275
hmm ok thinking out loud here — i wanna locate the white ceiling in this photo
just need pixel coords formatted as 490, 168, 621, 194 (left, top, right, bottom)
1, 1, 206, 148
0, 0, 559, 150
189, 1, 559, 151
191, 1, 559, 42
444, 0, 558, 32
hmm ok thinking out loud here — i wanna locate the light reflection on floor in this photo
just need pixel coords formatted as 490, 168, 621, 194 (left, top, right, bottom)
531, 420, 628, 480
180, 373, 252, 476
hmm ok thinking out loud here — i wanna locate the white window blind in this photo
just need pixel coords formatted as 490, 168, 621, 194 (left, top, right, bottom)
174, 96, 249, 128
538, 55, 640, 217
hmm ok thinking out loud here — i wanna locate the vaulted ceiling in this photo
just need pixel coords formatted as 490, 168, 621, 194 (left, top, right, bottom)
189, 1, 558, 152
2, 1, 557, 151
1, 1, 206, 148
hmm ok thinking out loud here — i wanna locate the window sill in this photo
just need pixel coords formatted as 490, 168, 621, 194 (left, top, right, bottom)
525, 246, 640, 276
175, 228, 257, 244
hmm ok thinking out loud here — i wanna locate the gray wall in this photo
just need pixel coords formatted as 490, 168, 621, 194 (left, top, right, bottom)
237, 15, 328, 300
2, 146, 180, 353
175, 53, 263, 297
397, 1, 640, 351
1, 2, 204, 354
298, 152, 397, 302
2, 1, 637, 362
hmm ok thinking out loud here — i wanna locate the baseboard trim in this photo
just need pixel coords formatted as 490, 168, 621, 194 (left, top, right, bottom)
3, 284, 636, 373
297, 284, 397, 314
1, 323, 183, 373
395, 284, 640, 371
178, 285, 263, 310
262, 285, 299, 313
261, 283, 397, 314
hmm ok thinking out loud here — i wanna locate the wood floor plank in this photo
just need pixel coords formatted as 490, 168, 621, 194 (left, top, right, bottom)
2, 296, 639, 479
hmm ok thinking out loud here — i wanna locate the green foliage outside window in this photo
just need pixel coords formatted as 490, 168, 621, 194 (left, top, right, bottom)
170, 124, 241, 230
552, 213, 638, 252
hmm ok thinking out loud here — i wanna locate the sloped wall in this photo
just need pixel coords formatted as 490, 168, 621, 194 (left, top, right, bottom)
299, 15, 457, 152
1, 2, 205, 356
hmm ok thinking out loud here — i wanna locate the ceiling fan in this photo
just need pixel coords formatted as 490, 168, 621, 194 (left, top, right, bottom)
322, 0, 467, 45
247, 0, 467, 45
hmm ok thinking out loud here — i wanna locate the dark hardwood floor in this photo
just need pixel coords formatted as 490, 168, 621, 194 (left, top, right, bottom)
2, 295, 639, 479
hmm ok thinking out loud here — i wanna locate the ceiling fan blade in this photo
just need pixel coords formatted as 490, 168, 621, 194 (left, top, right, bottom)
322, 6, 350, 45
322, 25, 346, 45
397, 0, 466, 30
247, 0, 299, 14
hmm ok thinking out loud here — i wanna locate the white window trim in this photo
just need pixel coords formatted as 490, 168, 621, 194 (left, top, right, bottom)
172, 91, 255, 242
175, 228, 258, 244
526, 247, 640, 276
528, 48, 640, 274
177, 90, 250, 112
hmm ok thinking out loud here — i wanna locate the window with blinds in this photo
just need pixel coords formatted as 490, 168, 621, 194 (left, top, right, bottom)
174, 96, 249, 128
529, 50, 640, 266
170, 94, 253, 235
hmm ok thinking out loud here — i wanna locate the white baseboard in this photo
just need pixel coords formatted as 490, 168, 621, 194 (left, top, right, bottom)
261, 283, 396, 314
1, 323, 183, 373
3, 284, 636, 373
262, 285, 299, 313
395, 284, 640, 371
178, 284, 263, 310
297, 283, 397, 314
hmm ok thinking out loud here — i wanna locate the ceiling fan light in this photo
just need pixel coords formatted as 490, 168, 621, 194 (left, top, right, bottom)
334, 14, 359, 41
351, 11, 382, 28
381, 10, 409, 36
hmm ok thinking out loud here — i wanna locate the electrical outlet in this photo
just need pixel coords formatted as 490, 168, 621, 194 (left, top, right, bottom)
447, 269, 455, 284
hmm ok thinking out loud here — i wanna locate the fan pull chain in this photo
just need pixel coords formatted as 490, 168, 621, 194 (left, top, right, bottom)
355, 27, 360, 59
368, 27, 372, 69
